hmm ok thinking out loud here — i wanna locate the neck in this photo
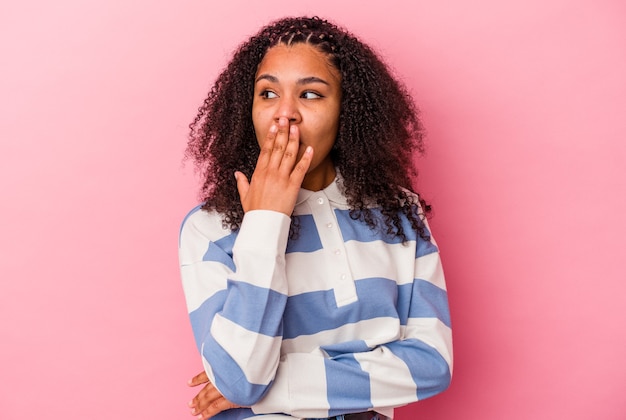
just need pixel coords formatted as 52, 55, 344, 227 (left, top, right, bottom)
301, 159, 336, 191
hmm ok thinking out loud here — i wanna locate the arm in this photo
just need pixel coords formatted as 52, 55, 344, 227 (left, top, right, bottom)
180, 208, 291, 406
251, 241, 452, 418
180, 118, 313, 408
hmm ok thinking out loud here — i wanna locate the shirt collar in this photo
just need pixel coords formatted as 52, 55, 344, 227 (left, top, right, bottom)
295, 170, 348, 206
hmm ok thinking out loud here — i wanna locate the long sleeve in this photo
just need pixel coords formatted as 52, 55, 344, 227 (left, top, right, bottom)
251, 239, 452, 419
180, 181, 453, 420
179, 206, 291, 406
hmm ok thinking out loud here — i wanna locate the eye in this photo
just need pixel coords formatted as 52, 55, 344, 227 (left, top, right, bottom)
301, 91, 323, 99
260, 90, 278, 99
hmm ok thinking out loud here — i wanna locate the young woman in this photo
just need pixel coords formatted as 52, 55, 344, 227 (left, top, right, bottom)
179, 16, 452, 420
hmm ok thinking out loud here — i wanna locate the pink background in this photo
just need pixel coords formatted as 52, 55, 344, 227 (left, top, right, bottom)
1, 0, 625, 419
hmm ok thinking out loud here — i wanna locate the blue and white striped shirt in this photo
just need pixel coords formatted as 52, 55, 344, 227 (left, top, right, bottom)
179, 177, 452, 419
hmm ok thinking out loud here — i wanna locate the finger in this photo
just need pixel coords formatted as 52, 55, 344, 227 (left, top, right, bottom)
289, 145, 314, 186
189, 382, 235, 418
187, 370, 209, 387
256, 123, 278, 169
234, 171, 250, 207
189, 382, 220, 414
197, 396, 240, 419
278, 124, 300, 173
267, 117, 290, 167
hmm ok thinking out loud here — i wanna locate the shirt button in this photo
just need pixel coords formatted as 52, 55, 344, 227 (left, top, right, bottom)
326, 223, 333, 228
334, 249, 341, 255
317, 197, 324, 205
340, 274, 347, 280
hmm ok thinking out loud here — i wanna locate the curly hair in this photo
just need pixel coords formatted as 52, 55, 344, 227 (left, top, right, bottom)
186, 16, 432, 242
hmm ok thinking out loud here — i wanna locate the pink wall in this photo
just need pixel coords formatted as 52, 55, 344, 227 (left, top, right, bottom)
1, 1, 624, 419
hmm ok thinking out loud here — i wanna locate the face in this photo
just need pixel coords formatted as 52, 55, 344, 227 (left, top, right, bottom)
252, 43, 342, 191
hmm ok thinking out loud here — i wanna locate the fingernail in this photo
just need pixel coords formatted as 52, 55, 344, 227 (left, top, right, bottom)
290, 125, 297, 134
305, 146, 313, 154
279, 117, 287, 125
269, 124, 278, 133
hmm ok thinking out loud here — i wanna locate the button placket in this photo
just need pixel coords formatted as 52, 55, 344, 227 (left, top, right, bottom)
309, 192, 357, 307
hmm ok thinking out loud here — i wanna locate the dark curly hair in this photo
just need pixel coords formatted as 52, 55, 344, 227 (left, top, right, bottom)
186, 16, 432, 242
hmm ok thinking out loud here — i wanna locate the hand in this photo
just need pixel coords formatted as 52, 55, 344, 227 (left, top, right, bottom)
235, 117, 313, 216
188, 370, 243, 419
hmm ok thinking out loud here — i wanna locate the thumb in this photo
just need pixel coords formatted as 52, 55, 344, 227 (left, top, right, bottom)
188, 370, 209, 387
234, 171, 250, 204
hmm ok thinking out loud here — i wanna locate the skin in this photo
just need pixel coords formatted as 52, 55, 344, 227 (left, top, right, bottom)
249, 42, 342, 195
188, 43, 342, 419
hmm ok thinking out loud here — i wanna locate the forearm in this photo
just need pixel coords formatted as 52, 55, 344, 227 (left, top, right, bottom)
181, 209, 292, 406
251, 335, 451, 418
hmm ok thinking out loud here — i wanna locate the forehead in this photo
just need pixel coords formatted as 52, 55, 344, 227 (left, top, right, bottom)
256, 43, 340, 81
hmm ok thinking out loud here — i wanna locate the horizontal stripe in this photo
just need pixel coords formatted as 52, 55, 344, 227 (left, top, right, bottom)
252, 352, 329, 417
200, 336, 272, 405
284, 249, 334, 294
407, 280, 451, 328
179, 206, 233, 264
212, 315, 282, 386
356, 345, 416, 408
189, 280, 287, 351
326, 353, 372, 417
230, 254, 288, 296
283, 278, 399, 339
235, 210, 290, 253
281, 317, 401, 354
199, 360, 265, 420
334, 208, 433, 249
345, 240, 418, 286
203, 234, 237, 271
221, 280, 287, 336
414, 251, 446, 291
385, 338, 451, 401
181, 261, 229, 313
286, 214, 323, 253
321, 339, 370, 358
284, 208, 436, 252
285, 240, 444, 296
282, 277, 449, 341
404, 318, 453, 368
189, 289, 227, 351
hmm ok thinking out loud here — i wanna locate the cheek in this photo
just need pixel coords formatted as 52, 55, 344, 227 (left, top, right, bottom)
251, 110, 267, 145
319, 111, 340, 144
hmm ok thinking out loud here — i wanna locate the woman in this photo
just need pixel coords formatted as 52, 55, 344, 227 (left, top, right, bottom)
180, 16, 452, 420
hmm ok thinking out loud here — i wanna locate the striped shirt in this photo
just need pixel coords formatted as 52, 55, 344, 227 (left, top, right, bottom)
179, 177, 452, 420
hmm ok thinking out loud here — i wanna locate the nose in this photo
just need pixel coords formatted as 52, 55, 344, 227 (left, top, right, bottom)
274, 95, 302, 124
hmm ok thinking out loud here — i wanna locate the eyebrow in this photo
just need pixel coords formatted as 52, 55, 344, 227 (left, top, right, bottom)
255, 74, 330, 86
